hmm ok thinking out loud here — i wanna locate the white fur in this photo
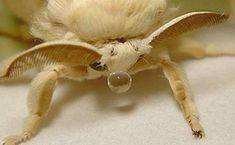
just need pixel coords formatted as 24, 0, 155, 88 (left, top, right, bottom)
100, 40, 151, 72
31, 0, 172, 42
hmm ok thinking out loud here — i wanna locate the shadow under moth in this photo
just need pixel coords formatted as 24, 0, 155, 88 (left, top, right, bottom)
0, 0, 233, 144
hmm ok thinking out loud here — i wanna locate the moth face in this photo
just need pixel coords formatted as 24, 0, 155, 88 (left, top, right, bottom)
105, 51, 136, 94
90, 41, 150, 93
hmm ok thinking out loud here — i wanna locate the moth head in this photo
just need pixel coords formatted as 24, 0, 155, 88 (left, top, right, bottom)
89, 40, 151, 93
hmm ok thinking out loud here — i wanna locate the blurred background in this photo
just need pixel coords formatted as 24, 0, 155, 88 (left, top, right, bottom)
0, 0, 234, 59
0, 0, 32, 59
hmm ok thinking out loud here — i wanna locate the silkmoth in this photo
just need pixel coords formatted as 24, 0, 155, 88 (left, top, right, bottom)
0, 0, 233, 145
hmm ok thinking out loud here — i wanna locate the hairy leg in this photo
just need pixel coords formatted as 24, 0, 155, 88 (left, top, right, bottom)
2, 67, 60, 145
161, 58, 205, 138
2, 65, 88, 145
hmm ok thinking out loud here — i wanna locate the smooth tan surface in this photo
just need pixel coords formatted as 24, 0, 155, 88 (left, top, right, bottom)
0, 24, 235, 145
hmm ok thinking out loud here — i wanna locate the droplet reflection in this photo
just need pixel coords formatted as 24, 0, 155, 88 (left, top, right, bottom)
107, 71, 132, 93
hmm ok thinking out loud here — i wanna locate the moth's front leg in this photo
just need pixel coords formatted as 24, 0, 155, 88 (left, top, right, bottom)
2, 67, 60, 145
160, 58, 205, 139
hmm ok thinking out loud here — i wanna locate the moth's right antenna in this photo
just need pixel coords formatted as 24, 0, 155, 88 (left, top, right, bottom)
144, 11, 229, 45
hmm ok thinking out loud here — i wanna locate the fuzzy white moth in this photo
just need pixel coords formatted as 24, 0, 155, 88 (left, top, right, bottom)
0, 0, 233, 145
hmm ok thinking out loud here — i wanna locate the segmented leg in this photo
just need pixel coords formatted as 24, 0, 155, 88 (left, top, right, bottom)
2, 68, 59, 145
170, 38, 235, 59
1, 65, 88, 145
161, 58, 205, 138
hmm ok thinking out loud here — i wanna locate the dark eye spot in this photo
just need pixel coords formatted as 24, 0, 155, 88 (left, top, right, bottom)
89, 62, 107, 71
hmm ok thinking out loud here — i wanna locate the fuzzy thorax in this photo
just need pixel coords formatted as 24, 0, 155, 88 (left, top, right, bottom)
31, 0, 171, 42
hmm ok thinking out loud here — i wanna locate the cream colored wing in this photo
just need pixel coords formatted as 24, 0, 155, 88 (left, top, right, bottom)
0, 41, 101, 79
145, 11, 229, 45
4, 0, 45, 22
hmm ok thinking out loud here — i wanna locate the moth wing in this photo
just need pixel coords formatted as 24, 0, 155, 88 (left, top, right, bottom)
0, 41, 101, 79
145, 11, 229, 45
4, 0, 45, 22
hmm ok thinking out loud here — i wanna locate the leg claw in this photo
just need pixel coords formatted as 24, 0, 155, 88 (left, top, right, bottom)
192, 129, 205, 139
2, 135, 22, 145
191, 124, 205, 139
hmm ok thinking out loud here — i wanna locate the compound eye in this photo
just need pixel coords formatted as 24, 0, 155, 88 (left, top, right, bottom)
107, 71, 132, 93
89, 62, 107, 71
